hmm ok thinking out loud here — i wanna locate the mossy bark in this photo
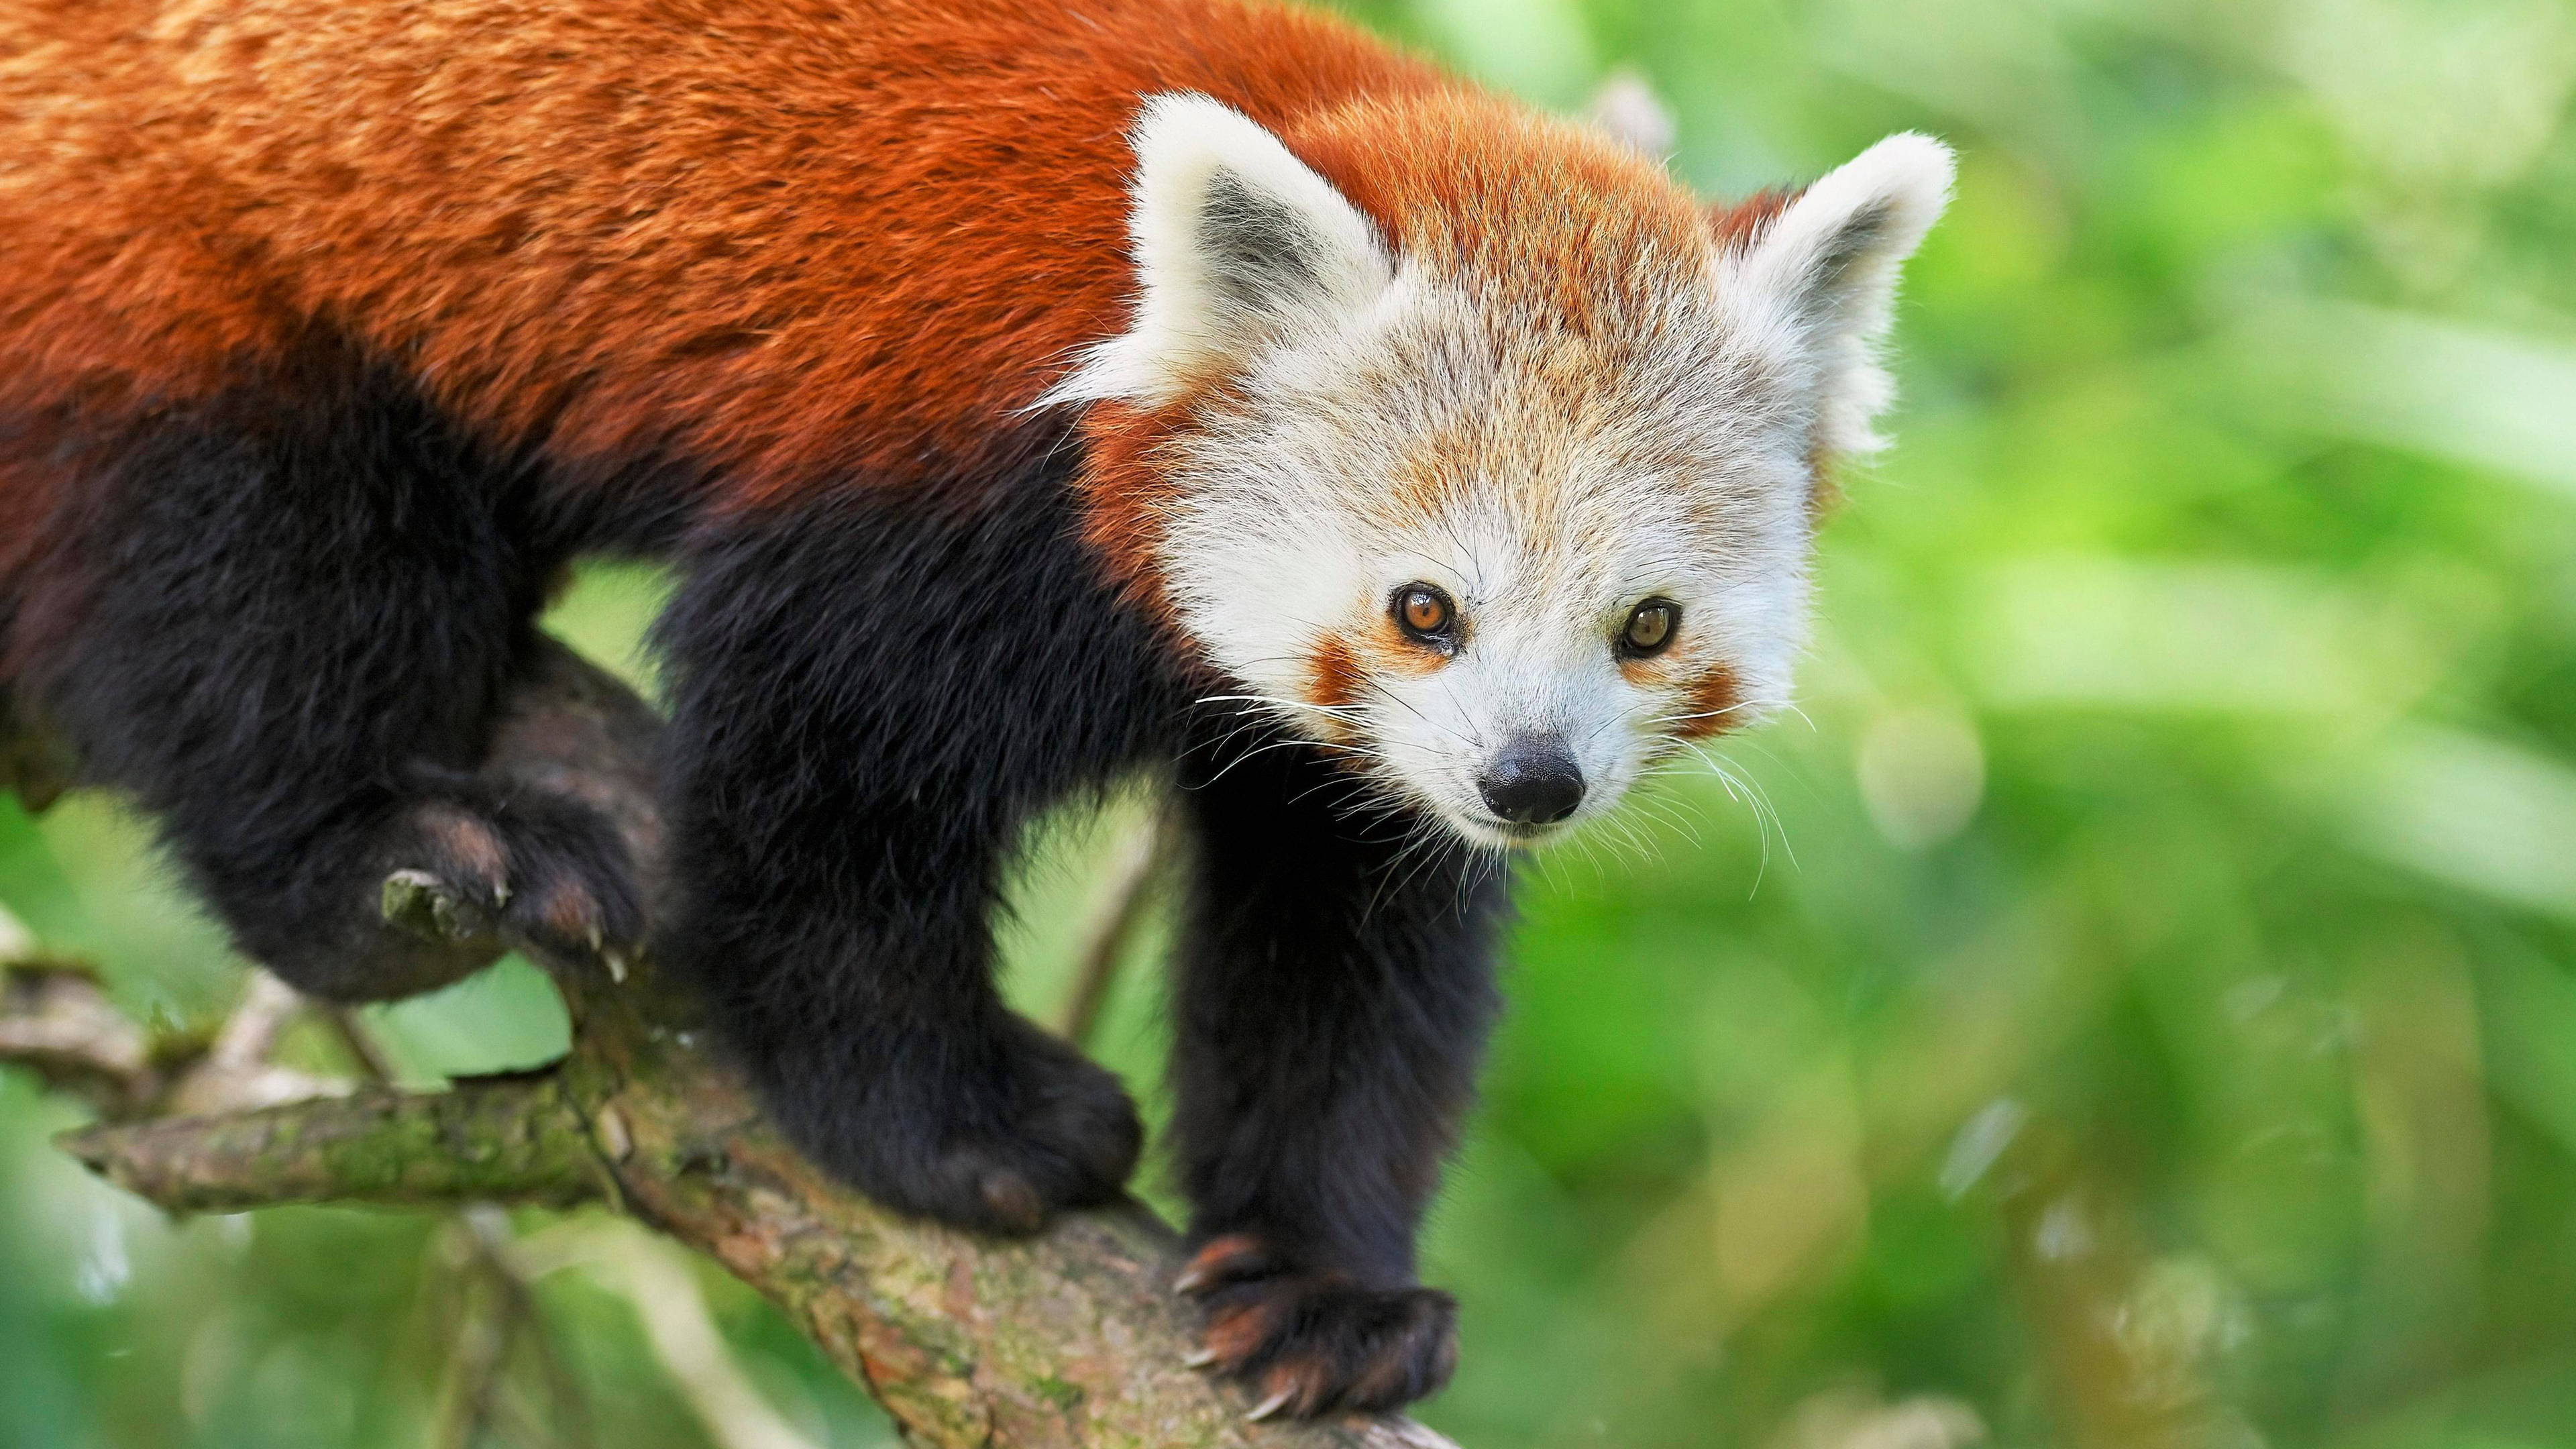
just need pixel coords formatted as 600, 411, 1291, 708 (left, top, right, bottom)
58, 1075, 603, 1212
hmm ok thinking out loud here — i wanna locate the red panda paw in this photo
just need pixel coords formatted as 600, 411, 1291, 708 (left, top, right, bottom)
1177, 1235, 1459, 1420
382, 792, 645, 976
908, 1018, 1142, 1236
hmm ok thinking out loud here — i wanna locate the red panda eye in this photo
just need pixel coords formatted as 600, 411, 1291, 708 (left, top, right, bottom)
1621, 598, 1679, 657
1391, 584, 1455, 644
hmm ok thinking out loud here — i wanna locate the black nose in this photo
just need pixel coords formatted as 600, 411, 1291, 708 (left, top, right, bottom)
1478, 737, 1586, 826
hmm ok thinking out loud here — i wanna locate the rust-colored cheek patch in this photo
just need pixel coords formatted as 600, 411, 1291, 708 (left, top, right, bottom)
1301, 635, 1364, 743
1674, 662, 1742, 739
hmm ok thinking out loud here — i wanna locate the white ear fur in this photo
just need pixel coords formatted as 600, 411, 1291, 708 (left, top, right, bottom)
1727, 132, 1955, 456
1046, 93, 1394, 407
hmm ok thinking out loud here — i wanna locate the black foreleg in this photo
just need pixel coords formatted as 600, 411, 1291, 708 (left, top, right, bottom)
1169, 724, 1511, 1417
656, 486, 1178, 1234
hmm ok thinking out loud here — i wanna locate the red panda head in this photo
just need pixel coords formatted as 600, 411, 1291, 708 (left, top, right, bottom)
1058, 93, 1952, 849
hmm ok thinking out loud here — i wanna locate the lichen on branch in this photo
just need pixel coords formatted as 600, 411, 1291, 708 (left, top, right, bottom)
58, 1075, 603, 1214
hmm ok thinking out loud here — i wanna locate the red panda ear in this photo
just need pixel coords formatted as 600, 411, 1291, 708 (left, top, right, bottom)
1046, 93, 1395, 407
1710, 190, 1800, 251
1719, 133, 1954, 457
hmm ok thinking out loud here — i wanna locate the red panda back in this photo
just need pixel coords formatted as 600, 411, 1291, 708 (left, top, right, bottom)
0, 0, 1450, 510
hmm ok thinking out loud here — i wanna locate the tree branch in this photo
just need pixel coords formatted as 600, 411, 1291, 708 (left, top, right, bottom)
0, 961, 158, 1115
0, 643, 1462, 1449
1056, 812, 1170, 1045
58, 1073, 602, 1213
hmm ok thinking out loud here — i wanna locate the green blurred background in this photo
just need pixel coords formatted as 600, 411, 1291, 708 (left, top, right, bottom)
7, 0, 2576, 1444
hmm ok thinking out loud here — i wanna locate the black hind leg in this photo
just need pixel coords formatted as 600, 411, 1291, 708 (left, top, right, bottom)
20, 352, 641, 999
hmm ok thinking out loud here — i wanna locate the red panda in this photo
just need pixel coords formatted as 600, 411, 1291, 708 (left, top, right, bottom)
0, 0, 1950, 1417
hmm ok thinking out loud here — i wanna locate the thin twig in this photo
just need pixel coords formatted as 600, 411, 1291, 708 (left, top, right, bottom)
0, 961, 155, 1113
516, 1220, 819, 1449
0, 898, 34, 962
431, 1208, 527, 1449
1057, 813, 1171, 1046
321, 1004, 407, 1083
167, 972, 349, 1116
431, 1203, 593, 1449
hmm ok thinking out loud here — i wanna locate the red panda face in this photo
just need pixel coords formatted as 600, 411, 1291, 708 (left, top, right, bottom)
1059, 96, 1952, 848
1143, 276, 1811, 848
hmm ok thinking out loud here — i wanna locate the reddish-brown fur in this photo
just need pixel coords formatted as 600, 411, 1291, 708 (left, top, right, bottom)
1711, 188, 1799, 250
1675, 662, 1741, 739
1305, 635, 1361, 716
1, 0, 1770, 658
0, 0, 1452, 524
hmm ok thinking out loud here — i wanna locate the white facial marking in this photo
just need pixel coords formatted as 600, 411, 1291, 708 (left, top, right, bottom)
1076, 100, 1953, 847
